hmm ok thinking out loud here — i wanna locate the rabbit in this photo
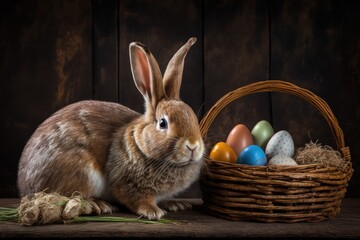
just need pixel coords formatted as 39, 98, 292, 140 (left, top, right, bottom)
17, 37, 205, 220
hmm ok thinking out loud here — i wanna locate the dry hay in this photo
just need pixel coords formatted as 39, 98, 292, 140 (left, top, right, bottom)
294, 140, 349, 170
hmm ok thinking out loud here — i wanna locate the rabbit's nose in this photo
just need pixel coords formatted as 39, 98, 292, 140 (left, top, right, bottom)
185, 139, 198, 152
186, 144, 198, 160
186, 145, 198, 152
185, 139, 204, 161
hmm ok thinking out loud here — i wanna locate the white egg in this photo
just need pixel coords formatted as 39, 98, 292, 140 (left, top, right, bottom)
267, 154, 298, 166
265, 130, 295, 159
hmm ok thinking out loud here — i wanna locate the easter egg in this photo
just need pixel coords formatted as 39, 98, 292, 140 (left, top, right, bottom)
210, 142, 237, 163
226, 124, 254, 156
237, 145, 267, 166
267, 154, 298, 166
251, 120, 274, 150
265, 130, 295, 159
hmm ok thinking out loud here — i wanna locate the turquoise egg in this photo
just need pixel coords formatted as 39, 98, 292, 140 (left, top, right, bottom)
237, 145, 267, 166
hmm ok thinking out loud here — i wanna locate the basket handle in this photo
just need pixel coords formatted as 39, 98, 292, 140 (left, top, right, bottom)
199, 80, 351, 161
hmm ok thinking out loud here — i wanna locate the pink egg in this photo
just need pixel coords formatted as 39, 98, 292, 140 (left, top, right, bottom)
226, 124, 254, 156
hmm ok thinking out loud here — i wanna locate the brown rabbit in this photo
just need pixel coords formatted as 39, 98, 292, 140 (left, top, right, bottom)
17, 37, 205, 220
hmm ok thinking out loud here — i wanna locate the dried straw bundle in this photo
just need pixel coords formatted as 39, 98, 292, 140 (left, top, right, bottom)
18, 191, 92, 226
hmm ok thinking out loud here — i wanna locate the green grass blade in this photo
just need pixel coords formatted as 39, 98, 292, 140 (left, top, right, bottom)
74, 216, 177, 224
0, 207, 19, 222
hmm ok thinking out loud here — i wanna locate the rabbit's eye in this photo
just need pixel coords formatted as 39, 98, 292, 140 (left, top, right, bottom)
159, 118, 168, 129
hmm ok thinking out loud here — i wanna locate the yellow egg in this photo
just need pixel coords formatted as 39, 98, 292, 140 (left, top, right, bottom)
210, 142, 237, 163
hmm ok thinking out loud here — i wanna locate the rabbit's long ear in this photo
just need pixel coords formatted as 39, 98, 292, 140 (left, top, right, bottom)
163, 37, 197, 99
129, 42, 165, 110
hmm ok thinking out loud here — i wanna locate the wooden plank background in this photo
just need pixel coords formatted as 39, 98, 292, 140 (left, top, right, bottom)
0, 0, 359, 198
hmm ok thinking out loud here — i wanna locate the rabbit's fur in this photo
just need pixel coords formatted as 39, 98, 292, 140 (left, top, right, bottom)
17, 38, 205, 220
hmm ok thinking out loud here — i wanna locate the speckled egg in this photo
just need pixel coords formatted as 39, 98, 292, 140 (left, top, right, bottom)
265, 130, 295, 159
267, 154, 298, 166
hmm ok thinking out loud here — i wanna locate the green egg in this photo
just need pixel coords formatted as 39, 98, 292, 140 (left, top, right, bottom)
251, 120, 274, 150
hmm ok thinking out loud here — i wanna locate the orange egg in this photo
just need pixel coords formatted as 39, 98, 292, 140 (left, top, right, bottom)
226, 124, 254, 156
210, 142, 237, 163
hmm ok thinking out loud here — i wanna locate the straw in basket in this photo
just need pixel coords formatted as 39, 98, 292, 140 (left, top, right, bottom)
199, 80, 353, 223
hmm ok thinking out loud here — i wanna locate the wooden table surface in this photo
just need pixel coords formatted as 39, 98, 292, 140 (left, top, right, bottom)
1, 198, 359, 239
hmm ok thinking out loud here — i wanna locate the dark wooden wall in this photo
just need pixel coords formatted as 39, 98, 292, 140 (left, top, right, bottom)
1, 0, 359, 198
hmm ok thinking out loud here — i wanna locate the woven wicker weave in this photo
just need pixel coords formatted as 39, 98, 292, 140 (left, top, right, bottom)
199, 80, 353, 223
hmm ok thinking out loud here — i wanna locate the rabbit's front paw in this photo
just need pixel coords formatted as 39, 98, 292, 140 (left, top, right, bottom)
137, 204, 166, 220
159, 199, 192, 212
87, 199, 118, 215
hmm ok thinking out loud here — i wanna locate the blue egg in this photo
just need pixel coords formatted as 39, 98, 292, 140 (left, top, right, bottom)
237, 145, 267, 166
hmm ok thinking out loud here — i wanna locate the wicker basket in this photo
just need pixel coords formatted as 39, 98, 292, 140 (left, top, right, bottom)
199, 80, 354, 223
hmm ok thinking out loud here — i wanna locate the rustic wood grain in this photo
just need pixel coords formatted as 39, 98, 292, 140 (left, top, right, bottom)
93, 0, 119, 102
203, 0, 270, 147
0, 0, 92, 197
